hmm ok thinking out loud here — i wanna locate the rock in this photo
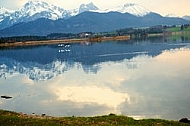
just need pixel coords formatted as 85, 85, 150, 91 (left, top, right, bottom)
179, 118, 190, 123
1, 95, 12, 99
41, 113, 46, 117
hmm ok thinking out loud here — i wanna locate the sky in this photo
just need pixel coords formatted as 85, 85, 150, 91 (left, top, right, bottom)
0, 0, 189, 16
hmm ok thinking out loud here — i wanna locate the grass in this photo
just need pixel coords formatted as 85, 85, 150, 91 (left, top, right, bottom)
167, 27, 190, 32
0, 110, 190, 126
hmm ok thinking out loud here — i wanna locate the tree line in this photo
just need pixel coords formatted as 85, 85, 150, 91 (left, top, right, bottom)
0, 32, 94, 44
0, 25, 189, 44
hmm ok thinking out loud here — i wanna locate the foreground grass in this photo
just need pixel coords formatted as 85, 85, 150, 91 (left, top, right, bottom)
0, 110, 189, 126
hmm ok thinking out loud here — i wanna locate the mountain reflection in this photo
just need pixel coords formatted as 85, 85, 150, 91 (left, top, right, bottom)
0, 37, 190, 120
0, 37, 188, 81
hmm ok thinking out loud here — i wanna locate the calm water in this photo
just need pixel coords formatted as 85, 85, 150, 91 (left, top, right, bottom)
0, 36, 190, 120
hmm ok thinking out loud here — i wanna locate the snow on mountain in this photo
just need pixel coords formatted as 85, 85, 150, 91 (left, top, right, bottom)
10, 0, 69, 22
107, 3, 151, 17
0, 1, 154, 30
69, 2, 151, 17
0, 0, 72, 29
68, 9, 79, 17
79, 2, 99, 13
69, 2, 99, 16
11, 1, 99, 22
0, 7, 13, 22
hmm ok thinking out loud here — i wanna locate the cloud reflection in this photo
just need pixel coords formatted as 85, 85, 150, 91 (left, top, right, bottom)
51, 85, 130, 108
0, 46, 190, 120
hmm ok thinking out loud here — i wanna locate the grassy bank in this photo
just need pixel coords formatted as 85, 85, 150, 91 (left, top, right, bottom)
167, 26, 190, 35
0, 36, 130, 47
167, 27, 190, 32
0, 110, 189, 126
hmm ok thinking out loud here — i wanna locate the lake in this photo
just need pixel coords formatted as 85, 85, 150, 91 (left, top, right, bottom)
0, 36, 190, 120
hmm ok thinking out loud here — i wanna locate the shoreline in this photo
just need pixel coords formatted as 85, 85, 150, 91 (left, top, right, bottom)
1, 32, 189, 47
0, 36, 130, 47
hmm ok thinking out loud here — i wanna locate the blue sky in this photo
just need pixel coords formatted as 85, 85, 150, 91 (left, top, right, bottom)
0, 0, 189, 16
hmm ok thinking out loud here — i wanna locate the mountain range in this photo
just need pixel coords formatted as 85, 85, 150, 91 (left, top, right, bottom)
0, 0, 189, 37
0, 0, 152, 29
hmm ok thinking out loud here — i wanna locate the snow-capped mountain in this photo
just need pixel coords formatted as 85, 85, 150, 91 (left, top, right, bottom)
69, 2, 99, 16
79, 2, 99, 13
9, 0, 70, 22
23, 0, 68, 19
0, 0, 72, 29
2, 0, 189, 31
0, 1, 101, 29
107, 3, 151, 17
0, 7, 13, 22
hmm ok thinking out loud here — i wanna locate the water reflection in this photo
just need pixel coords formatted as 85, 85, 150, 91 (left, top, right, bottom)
0, 37, 190, 120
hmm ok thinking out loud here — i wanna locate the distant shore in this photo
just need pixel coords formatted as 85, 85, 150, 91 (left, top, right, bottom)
1, 31, 189, 47
0, 36, 130, 47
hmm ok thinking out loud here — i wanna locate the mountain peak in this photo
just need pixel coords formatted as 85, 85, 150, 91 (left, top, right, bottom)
24, 0, 48, 8
112, 3, 151, 16
0, 0, 70, 30
17, 0, 68, 19
79, 2, 99, 13
26, 0, 46, 4
0, 7, 13, 22
23, 0, 53, 11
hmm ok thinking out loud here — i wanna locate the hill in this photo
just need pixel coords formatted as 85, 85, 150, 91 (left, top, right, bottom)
0, 11, 189, 37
